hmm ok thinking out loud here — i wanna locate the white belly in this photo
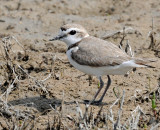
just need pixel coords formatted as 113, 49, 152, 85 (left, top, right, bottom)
66, 49, 139, 77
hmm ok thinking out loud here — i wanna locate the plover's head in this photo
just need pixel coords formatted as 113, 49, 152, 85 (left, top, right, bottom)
49, 24, 89, 46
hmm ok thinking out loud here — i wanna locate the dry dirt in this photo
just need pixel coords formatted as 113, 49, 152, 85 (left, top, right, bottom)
0, 0, 160, 129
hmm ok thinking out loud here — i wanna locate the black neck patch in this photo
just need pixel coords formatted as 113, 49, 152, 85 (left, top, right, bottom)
67, 41, 80, 51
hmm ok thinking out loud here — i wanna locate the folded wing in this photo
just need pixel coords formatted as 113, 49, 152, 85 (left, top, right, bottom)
71, 36, 132, 67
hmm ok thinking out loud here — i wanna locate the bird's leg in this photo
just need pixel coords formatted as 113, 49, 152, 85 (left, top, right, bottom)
89, 76, 104, 103
84, 76, 104, 103
95, 75, 111, 103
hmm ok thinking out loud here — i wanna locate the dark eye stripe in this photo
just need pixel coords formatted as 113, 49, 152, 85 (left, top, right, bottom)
61, 27, 66, 31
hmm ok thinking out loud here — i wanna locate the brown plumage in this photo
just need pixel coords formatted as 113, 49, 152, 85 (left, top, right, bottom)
71, 36, 129, 67
70, 36, 155, 68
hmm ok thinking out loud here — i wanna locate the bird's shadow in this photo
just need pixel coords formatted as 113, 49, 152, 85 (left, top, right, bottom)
9, 96, 63, 112
9, 97, 108, 112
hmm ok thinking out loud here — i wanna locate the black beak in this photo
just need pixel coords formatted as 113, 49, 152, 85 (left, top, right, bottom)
49, 36, 60, 41
49, 35, 66, 41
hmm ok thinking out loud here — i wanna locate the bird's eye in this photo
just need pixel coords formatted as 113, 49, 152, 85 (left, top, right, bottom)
69, 30, 76, 35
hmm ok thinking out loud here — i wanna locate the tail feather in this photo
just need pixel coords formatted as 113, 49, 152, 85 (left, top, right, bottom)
143, 64, 155, 68
134, 58, 156, 68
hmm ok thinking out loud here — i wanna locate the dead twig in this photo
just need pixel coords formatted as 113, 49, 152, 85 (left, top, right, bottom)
17, 64, 49, 94
148, 17, 156, 50
114, 91, 125, 129
102, 27, 142, 39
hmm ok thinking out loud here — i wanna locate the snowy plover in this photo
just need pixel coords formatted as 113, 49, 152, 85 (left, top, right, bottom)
49, 24, 155, 104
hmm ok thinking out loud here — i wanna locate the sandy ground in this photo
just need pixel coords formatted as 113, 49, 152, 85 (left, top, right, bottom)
0, 0, 160, 129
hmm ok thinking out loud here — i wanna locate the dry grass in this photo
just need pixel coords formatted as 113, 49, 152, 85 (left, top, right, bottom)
0, 32, 159, 129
